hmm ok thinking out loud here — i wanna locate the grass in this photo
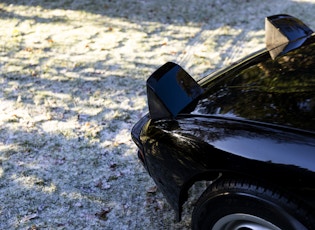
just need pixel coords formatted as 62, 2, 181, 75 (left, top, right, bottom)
1, 0, 315, 229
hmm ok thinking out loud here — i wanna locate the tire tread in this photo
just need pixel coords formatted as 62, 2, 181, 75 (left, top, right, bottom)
192, 177, 315, 230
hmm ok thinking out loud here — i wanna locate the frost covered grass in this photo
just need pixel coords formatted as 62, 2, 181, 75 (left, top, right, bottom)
1, 0, 315, 229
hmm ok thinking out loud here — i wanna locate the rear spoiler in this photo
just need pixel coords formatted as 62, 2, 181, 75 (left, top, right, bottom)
146, 62, 204, 120
265, 14, 313, 59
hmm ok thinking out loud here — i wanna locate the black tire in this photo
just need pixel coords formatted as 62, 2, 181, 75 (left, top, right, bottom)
191, 178, 315, 230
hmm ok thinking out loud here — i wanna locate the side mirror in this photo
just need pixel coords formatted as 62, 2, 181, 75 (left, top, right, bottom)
147, 62, 204, 120
265, 14, 313, 59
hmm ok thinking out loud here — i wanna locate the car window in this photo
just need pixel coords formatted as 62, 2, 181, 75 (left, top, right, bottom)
195, 37, 315, 132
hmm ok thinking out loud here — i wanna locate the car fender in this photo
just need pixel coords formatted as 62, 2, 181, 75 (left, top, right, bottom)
141, 115, 315, 220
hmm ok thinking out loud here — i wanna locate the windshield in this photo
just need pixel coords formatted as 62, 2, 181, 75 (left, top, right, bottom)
193, 36, 315, 132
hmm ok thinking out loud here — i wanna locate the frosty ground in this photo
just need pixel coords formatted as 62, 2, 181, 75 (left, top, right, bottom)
1, 0, 315, 229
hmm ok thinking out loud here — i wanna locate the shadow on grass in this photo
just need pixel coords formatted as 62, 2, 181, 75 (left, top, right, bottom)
1, 0, 314, 29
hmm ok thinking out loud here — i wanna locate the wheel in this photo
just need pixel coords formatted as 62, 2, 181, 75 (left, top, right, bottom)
191, 178, 315, 230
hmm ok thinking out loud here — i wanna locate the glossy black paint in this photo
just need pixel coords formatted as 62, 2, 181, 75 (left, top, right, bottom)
197, 38, 315, 132
265, 14, 313, 59
131, 15, 315, 221
147, 62, 204, 120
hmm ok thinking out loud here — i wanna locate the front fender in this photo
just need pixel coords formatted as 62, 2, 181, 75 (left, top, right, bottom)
141, 116, 315, 220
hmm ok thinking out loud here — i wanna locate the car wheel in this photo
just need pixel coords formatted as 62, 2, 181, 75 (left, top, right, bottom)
191, 178, 314, 230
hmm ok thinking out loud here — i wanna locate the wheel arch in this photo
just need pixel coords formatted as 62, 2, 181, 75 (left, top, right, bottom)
190, 177, 315, 230
177, 170, 257, 221
177, 167, 315, 222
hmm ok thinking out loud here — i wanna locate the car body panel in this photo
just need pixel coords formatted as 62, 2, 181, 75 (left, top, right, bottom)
131, 15, 315, 221
138, 116, 315, 219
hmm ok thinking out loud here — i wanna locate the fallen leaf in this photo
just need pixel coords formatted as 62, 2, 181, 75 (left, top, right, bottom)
95, 207, 111, 221
21, 213, 38, 223
146, 186, 157, 194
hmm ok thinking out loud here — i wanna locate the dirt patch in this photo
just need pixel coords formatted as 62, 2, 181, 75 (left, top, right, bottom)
1, 0, 315, 229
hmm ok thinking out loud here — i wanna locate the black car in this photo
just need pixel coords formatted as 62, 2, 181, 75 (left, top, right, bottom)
131, 15, 315, 230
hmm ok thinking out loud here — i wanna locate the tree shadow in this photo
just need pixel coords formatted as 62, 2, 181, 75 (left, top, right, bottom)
2, 0, 313, 28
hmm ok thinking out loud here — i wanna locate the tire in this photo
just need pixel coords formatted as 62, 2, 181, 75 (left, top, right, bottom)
191, 178, 315, 230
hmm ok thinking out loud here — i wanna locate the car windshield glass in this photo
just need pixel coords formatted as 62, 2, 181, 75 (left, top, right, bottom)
195, 37, 315, 132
